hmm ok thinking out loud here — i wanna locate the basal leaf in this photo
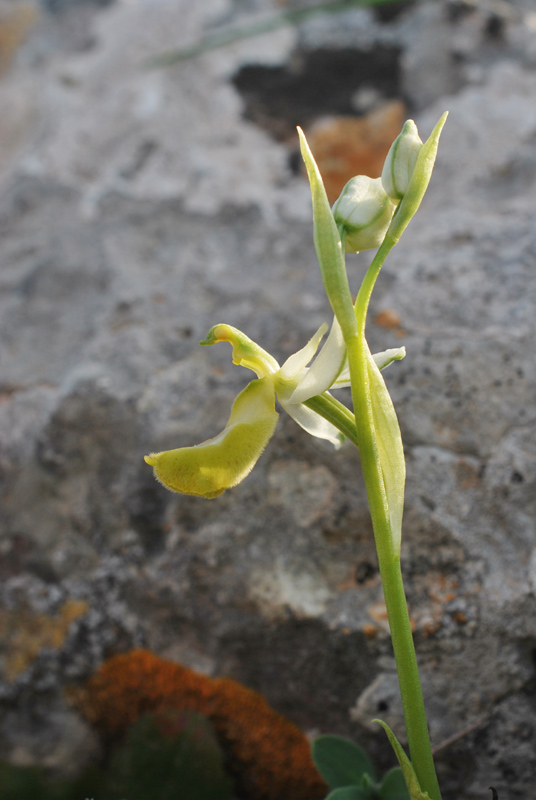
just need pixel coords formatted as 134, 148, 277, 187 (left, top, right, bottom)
379, 767, 410, 800
326, 786, 376, 800
312, 735, 377, 788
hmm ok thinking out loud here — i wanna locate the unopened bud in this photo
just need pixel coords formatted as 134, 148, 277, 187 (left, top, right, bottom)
381, 119, 423, 201
332, 176, 395, 253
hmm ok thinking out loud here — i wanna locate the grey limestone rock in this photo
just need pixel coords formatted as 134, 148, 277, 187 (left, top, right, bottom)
0, 1, 535, 797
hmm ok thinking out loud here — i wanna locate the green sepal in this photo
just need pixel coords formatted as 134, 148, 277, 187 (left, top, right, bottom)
297, 127, 357, 343
373, 721, 431, 800
326, 786, 377, 800
366, 346, 405, 556
386, 112, 448, 245
379, 767, 410, 800
312, 735, 377, 788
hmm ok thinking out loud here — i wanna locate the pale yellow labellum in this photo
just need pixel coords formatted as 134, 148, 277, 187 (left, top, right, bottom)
144, 377, 278, 498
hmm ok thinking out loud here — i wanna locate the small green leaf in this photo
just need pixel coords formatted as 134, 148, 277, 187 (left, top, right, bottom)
326, 787, 377, 800
373, 721, 431, 800
366, 347, 405, 556
312, 735, 377, 788
379, 767, 410, 800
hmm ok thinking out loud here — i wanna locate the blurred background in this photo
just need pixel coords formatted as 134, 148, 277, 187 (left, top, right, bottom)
0, 0, 535, 798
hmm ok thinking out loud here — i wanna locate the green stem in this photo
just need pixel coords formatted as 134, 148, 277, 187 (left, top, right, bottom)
348, 251, 442, 800
304, 393, 359, 447
354, 235, 397, 335
382, 554, 441, 800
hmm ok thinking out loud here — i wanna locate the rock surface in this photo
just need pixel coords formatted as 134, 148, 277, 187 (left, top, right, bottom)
0, 0, 536, 798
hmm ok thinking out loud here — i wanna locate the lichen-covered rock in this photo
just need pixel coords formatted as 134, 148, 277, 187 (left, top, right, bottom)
0, 1, 535, 798
75, 649, 326, 800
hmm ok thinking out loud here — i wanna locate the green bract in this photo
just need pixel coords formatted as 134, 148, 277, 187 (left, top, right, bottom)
297, 127, 357, 342
373, 721, 432, 800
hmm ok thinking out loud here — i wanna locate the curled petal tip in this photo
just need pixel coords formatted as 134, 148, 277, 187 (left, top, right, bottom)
199, 324, 231, 347
144, 453, 158, 466
199, 323, 279, 378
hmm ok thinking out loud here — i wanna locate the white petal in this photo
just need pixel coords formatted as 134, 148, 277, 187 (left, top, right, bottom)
282, 400, 344, 449
373, 346, 406, 371
279, 323, 328, 381
333, 347, 406, 388
289, 316, 346, 404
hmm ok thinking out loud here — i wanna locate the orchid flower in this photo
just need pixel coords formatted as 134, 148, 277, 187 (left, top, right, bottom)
144, 319, 405, 498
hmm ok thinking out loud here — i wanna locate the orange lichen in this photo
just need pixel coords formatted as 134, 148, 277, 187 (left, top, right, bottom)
362, 623, 378, 640
367, 601, 390, 631
0, 5, 39, 74
306, 101, 406, 202
373, 308, 402, 330
421, 619, 442, 638
0, 599, 88, 681
75, 649, 326, 800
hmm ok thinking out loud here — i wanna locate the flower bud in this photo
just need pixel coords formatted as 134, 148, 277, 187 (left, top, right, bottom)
381, 119, 423, 201
332, 176, 395, 253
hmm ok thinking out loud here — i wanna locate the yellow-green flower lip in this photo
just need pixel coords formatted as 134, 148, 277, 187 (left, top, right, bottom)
144, 377, 278, 498
145, 321, 405, 497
